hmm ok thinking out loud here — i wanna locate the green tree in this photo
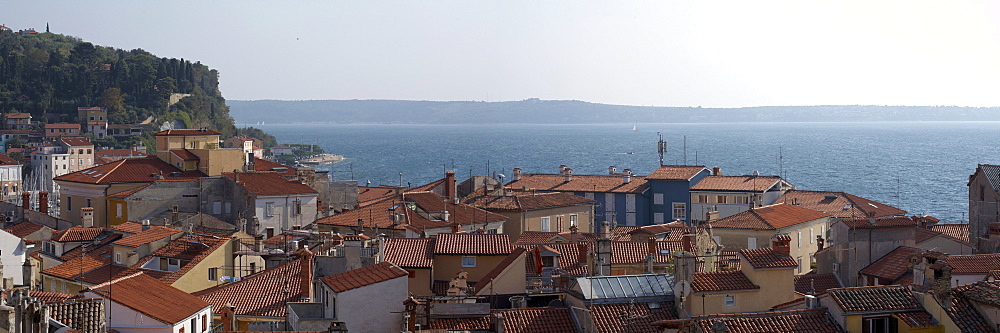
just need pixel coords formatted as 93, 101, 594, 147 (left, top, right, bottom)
100, 87, 125, 112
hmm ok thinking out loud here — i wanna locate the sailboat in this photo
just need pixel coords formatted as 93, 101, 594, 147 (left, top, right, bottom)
632, 123, 637, 132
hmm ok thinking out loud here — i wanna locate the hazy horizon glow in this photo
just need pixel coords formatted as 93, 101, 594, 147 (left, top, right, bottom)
5, 1, 1000, 108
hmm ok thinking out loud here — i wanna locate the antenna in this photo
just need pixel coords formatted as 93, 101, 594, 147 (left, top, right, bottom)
683, 135, 687, 166
778, 147, 783, 179
656, 132, 667, 166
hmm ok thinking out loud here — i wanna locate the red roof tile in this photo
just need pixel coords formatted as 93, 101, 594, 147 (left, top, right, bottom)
692, 271, 760, 293
87, 272, 210, 324
42, 254, 108, 279
357, 186, 402, 206
60, 137, 93, 147
463, 191, 595, 211
51, 226, 105, 242
251, 157, 298, 177
320, 262, 407, 293
740, 248, 799, 269
404, 192, 509, 224
914, 227, 942, 244
589, 302, 677, 332
382, 238, 434, 268
506, 173, 648, 193
893, 310, 938, 328
4, 113, 31, 119
4, 221, 47, 239
944, 253, 1000, 274
839, 216, 920, 229
777, 190, 907, 218
611, 240, 682, 264
154, 129, 221, 136
691, 175, 786, 192
682, 308, 844, 333
54, 157, 202, 184
931, 224, 970, 243
710, 204, 829, 230
859, 246, 932, 282
170, 149, 199, 161
314, 197, 446, 231
514, 231, 599, 245
943, 283, 995, 332
827, 285, 922, 312
224, 171, 317, 196
141, 234, 228, 284
111, 227, 181, 248
107, 184, 153, 199
793, 273, 843, 295
646, 165, 710, 180
518, 242, 590, 277
196, 253, 312, 317
428, 317, 492, 331
434, 233, 512, 255
0, 152, 19, 165
492, 307, 577, 333
110, 221, 144, 234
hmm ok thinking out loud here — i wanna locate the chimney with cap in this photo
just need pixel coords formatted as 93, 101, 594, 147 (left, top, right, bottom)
564, 168, 573, 182
38, 191, 48, 214
512, 168, 522, 181
559, 165, 568, 175
771, 234, 790, 257
21, 192, 29, 211
81, 207, 95, 228
712, 166, 721, 176
623, 169, 632, 184
608, 166, 617, 175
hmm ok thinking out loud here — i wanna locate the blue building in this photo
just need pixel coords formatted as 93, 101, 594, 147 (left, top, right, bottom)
506, 165, 711, 226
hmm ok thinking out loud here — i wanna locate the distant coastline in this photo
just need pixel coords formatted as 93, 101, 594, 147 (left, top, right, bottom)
229, 99, 1000, 125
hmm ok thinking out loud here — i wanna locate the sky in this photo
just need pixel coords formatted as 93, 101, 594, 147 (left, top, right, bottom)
5, 1, 1000, 108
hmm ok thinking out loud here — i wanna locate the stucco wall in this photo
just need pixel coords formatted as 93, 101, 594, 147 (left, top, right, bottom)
434, 255, 507, 282
170, 239, 234, 293
333, 276, 407, 333
0, 230, 25, 285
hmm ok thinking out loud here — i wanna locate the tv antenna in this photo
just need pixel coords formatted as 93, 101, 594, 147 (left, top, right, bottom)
656, 132, 667, 166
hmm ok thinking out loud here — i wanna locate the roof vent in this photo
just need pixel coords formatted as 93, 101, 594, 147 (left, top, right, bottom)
824, 195, 838, 200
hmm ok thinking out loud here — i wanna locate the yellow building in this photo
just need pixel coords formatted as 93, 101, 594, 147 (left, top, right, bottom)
709, 203, 832, 273
155, 129, 245, 176
683, 238, 797, 316
821, 285, 944, 333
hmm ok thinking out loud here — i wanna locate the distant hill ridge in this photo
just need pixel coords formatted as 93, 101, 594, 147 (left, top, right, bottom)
229, 99, 1000, 124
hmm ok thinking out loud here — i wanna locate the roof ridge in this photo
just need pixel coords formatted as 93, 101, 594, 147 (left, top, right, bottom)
97, 159, 128, 183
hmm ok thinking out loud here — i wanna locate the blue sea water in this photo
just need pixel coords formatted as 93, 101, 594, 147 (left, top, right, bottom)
254, 122, 1000, 223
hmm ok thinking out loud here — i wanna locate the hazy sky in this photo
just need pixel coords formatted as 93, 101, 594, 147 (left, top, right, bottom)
5, 1, 1000, 107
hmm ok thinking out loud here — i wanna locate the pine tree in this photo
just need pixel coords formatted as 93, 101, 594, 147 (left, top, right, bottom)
46, 23, 49, 33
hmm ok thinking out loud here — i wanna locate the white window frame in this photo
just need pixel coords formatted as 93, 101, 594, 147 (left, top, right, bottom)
724, 295, 735, 306
748, 237, 757, 249
653, 193, 664, 205
265, 202, 275, 217
672, 202, 686, 221
462, 256, 476, 267
569, 214, 578, 226
810, 228, 814, 244
797, 232, 802, 247
540, 217, 551, 232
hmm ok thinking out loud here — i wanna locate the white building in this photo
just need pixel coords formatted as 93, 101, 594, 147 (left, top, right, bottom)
225, 171, 318, 235
0, 228, 27, 285
690, 174, 795, 221
29, 137, 94, 193
0, 152, 22, 202
316, 262, 408, 333
82, 272, 213, 333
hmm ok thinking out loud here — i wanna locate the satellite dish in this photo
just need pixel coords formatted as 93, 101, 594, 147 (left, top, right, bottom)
674, 280, 692, 297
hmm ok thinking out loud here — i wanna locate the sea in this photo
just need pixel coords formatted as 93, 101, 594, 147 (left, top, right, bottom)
254, 121, 1000, 223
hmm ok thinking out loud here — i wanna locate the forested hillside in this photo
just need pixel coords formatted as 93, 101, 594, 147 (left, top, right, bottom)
0, 30, 238, 139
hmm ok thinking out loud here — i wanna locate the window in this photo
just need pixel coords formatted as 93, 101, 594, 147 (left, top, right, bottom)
265, 202, 275, 217
462, 256, 476, 267
734, 196, 750, 204
209, 267, 218, 281
862, 316, 896, 333
724, 295, 735, 306
86, 198, 91, 207
569, 214, 578, 226
672, 203, 686, 221
654, 213, 664, 224
653, 193, 664, 205
212, 201, 222, 215
822, 225, 826, 239
797, 232, 802, 247
202, 315, 207, 332
810, 228, 814, 244
294, 199, 302, 216
625, 194, 636, 212
748, 237, 757, 249
190, 318, 197, 333
626, 213, 636, 226
716, 195, 728, 204
540, 217, 550, 232
797, 257, 803, 273
67, 197, 72, 210
115, 253, 122, 264
116, 203, 123, 218
556, 215, 564, 231
604, 193, 615, 211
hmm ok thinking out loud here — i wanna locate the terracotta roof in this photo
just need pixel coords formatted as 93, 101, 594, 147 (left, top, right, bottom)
0, 152, 17, 165
463, 191, 595, 211
55, 233, 121, 263
711, 203, 829, 230
154, 129, 221, 136
740, 248, 799, 269
320, 262, 407, 293
112, 227, 181, 248
915, 227, 942, 244
41, 254, 108, 280
691, 175, 786, 192
47, 298, 107, 333
778, 190, 907, 218
893, 310, 938, 328
97, 149, 148, 158
250, 158, 298, 177
793, 273, 843, 295
314, 196, 447, 231
382, 238, 433, 268
472, 248, 528, 293
944, 253, 1000, 274
224, 171, 317, 196
692, 271, 760, 293
51, 226, 106, 242
611, 240, 682, 264
357, 186, 402, 206
514, 231, 599, 245
54, 157, 203, 184
428, 316, 492, 331
170, 149, 199, 161
519, 242, 590, 277
589, 302, 677, 332
4, 221, 47, 238
405, 191, 509, 224
943, 283, 995, 332
646, 165, 710, 180
110, 221, 144, 234
827, 285, 922, 313
492, 307, 577, 333
434, 233, 511, 255
196, 253, 312, 317
681, 308, 845, 333
4, 113, 31, 119
76, 263, 131, 284
506, 173, 648, 193
107, 184, 152, 199
19, 290, 75, 302
61, 137, 93, 147
141, 234, 228, 284
839, 216, 920, 229
859, 246, 931, 282
87, 272, 210, 324
931, 223, 970, 243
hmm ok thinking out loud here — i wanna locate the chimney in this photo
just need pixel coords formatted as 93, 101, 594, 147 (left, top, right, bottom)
221, 304, 236, 332
646, 237, 657, 273
623, 173, 631, 184
608, 166, 617, 175
512, 168, 522, 181
706, 211, 719, 223
38, 191, 48, 214
673, 251, 697, 317
22, 259, 35, 290
932, 263, 953, 306
495, 314, 506, 333
559, 165, 568, 175
81, 207, 95, 228
21, 192, 29, 211
445, 171, 456, 200
682, 234, 695, 252
595, 232, 612, 276
141, 219, 151, 231
450, 223, 461, 234
771, 234, 790, 257
910, 255, 926, 286
712, 166, 721, 176
564, 168, 573, 182
577, 242, 589, 267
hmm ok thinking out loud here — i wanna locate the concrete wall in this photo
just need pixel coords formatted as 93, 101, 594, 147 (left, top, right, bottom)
781, 217, 831, 273
433, 255, 508, 282
114, 178, 230, 225
917, 236, 973, 255
327, 276, 407, 333
691, 290, 759, 315
170, 238, 234, 293
473, 253, 526, 295
253, 195, 318, 235
741, 265, 795, 310
816, 223, 916, 287
406, 268, 434, 296
970, 169, 1000, 247
0, 229, 25, 285
712, 228, 774, 251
